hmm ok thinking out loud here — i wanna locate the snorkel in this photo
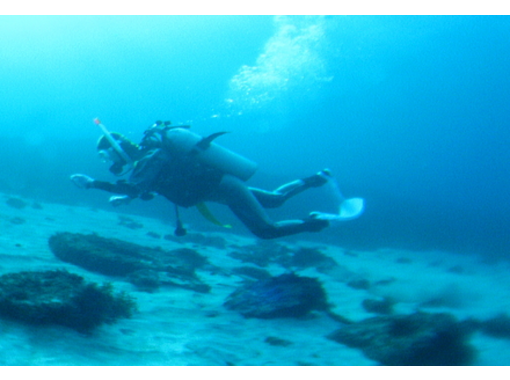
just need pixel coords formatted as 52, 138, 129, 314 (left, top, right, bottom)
94, 118, 134, 175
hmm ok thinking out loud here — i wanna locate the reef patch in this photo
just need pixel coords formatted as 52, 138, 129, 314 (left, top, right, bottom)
327, 312, 476, 365
224, 273, 329, 319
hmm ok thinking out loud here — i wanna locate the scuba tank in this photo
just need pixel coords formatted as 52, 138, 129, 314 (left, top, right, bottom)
143, 122, 258, 182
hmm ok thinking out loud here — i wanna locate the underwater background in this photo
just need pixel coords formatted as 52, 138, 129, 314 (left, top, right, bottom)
0, 15, 509, 260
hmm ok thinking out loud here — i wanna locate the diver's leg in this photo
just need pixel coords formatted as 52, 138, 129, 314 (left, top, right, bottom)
217, 175, 329, 239
250, 169, 331, 208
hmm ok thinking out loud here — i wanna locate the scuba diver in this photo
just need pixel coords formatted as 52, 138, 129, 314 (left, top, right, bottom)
71, 119, 363, 239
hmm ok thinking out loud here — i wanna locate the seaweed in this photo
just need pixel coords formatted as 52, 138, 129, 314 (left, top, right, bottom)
0, 270, 136, 333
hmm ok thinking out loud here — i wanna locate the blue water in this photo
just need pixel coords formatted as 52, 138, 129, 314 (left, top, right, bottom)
1, 15, 509, 258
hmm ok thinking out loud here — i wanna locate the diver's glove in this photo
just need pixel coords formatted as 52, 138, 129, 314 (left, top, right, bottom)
109, 195, 132, 207
70, 174, 94, 189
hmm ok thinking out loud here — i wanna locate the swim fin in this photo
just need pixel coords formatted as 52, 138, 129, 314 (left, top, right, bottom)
310, 173, 365, 222
310, 197, 365, 221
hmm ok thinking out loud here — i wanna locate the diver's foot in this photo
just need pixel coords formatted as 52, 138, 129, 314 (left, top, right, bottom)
302, 168, 332, 188
70, 174, 94, 189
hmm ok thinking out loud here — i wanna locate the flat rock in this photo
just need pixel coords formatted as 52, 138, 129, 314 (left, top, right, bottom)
48, 232, 210, 293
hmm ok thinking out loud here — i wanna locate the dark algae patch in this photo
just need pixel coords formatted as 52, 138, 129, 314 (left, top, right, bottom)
327, 312, 476, 365
0, 270, 136, 333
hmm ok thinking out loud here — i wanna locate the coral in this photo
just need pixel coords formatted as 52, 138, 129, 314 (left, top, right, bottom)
48, 232, 210, 292
0, 270, 136, 333
327, 312, 476, 365
224, 273, 329, 319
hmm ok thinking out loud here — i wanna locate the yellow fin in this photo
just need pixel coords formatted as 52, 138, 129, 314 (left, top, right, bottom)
196, 202, 232, 228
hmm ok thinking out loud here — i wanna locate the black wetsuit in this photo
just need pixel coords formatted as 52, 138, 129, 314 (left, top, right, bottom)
90, 133, 328, 239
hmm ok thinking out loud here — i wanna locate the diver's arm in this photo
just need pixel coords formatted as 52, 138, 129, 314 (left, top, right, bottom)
92, 179, 142, 198
70, 149, 165, 202
99, 149, 168, 198
70, 174, 141, 198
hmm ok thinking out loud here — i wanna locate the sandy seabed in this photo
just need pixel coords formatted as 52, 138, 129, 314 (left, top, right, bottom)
0, 193, 509, 366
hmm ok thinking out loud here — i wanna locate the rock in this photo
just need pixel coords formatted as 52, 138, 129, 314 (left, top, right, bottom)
361, 298, 394, 315
448, 265, 464, 274
347, 278, 371, 290
9, 217, 26, 225
327, 312, 476, 365
224, 273, 329, 319
117, 215, 144, 229
146, 231, 161, 239
228, 241, 293, 267
283, 247, 338, 271
5, 197, 27, 209
265, 336, 293, 347
163, 232, 228, 249
0, 270, 136, 333
126, 269, 161, 292
228, 241, 337, 272
31, 202, 43, 210
48, 232, 210, 293
479, 313, 510, 339
231, 266, 272, 280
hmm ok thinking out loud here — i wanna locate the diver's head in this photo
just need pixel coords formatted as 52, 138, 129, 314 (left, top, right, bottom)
97, 132, 140, 175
